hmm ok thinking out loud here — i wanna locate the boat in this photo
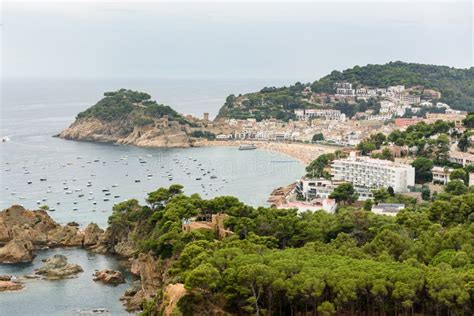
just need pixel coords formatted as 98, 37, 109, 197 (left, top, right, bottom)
239, 144, 257, 150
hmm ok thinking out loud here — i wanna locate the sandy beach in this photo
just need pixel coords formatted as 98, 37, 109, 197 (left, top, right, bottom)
200, 140, 342, 165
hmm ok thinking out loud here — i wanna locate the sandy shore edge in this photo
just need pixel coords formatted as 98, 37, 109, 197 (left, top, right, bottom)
195, 140, 342, 165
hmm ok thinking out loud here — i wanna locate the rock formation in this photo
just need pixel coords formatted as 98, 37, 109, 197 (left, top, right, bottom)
0, 239, 34, 263
0, 280, 24, 292
122, 253, 161, 311
35, 254, 83, 279
83, 223, 104, 246
162, 283, 187, 316
0, 205, 105, 253
93, 269, 126, 285
59, 118, 195, 148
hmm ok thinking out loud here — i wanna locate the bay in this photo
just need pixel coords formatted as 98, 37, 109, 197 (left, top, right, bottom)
0, 78, 304, 315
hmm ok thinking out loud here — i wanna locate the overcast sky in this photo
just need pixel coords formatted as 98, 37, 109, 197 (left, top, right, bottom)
2, 1, 473, 82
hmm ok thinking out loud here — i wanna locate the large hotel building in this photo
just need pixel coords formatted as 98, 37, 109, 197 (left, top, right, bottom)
331, 153, 415, 193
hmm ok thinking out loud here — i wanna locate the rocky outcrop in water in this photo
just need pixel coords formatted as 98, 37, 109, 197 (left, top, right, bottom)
93, 269, 125, 285
0, 280, 24, 292
35, 254, 83, 279
0, 205, 105, 252
0, 239, 34, 263
83, 223, 104, 246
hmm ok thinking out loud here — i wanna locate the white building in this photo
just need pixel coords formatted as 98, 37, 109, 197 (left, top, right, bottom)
335, 82, 355, 96
331, 153, 415, 193
296, 178, 335, 200
387, 85, 405, 93
432, 166, 454, 185
371, 203, 405, 216
448, 151, 474, 167
295, 109, 345, 122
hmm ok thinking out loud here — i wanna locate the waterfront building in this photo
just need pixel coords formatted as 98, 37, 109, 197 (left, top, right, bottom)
331, 152, 415, 193
295, 178, 335, 200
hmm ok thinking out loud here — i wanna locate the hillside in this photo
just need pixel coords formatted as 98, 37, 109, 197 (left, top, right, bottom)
216, 61, 474, 121
59, 89, 201, 147
90, 184, 474, 315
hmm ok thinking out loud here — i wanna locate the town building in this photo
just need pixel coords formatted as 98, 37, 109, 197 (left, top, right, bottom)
295, 178, 335, 200
371, 203, 405, 216
279, 199, 337, 213
394, 117, 423, 128
335, 82, 355, 96
425, 113, 467, 125
431, 166, 454, 185
448, 151, 474, 167
331, 152, 415, 193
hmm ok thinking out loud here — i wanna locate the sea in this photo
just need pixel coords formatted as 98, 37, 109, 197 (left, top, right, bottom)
0, 77, 305, 315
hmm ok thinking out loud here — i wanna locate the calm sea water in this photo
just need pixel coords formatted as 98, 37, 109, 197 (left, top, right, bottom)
0, 248, 132, 315
0, 78, 304, 315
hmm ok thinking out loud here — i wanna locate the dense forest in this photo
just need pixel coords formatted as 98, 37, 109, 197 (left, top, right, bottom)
76, 89, 191, 126
107, 184, 474, 316
216, 62, 473, 121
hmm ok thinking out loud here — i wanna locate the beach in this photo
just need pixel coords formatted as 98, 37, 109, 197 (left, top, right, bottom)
201, 140, 342, 165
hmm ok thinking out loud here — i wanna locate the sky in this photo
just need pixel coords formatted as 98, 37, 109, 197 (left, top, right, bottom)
1, 1, 473, 82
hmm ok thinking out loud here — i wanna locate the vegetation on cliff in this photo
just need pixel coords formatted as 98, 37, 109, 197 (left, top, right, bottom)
104, 184, 474, 315
76, 89, 191, 126
216, 62, 473, 121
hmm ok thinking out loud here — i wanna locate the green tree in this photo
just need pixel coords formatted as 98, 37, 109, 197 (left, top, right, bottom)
306, 153, 335, 179
329, 183, 359, 205
445, 180, 468, 196
449, 169, 468, 185
421, 187, 431, 201
185, 263, 220, 293
363, 199, 373, 211
357, 140, 376, 155
412, 157, 434, 183
312, 133, 324, 142
462, 113, 474, 128
317, 301, 336, 316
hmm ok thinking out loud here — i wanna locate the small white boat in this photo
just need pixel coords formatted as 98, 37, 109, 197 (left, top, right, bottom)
239, 144, 257, 150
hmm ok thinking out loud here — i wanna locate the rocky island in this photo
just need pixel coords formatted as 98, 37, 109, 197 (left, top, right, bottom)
59, 89, 222, 148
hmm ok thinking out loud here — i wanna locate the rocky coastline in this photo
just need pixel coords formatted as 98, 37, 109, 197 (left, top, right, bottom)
0, 205, 163, 312
59, 118, 339, 164
58, 118, 195, 148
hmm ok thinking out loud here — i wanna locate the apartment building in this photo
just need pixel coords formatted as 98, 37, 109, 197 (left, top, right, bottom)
295, 178, 335, 200
432, 166, 454, 185
331, 153, 415, 193
448, 151, 474, 167
295, 109, 345, 121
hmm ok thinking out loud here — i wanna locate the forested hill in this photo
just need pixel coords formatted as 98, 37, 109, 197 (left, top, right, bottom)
216, 62, 474, 121
312, 62, 474, 110
76, 89, 190, 126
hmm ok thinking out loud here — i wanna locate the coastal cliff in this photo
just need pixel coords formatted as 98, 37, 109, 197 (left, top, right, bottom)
60, 117, 194, 148
58, 89, 203, 148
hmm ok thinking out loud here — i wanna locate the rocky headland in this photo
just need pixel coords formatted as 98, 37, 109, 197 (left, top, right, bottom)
57, 89, 217, 148
0, 204, 164, 312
